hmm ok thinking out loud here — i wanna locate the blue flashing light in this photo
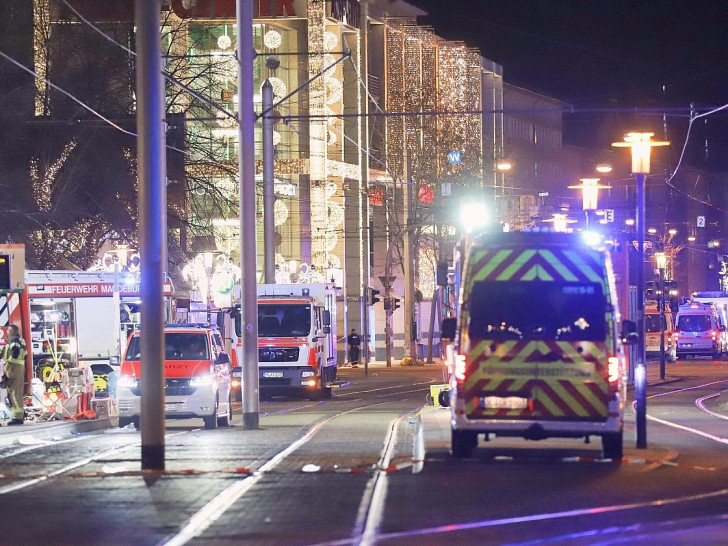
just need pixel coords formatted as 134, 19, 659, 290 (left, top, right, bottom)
582, 231, 603, 247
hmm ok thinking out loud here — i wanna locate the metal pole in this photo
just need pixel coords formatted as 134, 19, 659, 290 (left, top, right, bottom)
237, 0, 259, 430
635, 172, 647, 448
135, 0, 166, 470
262, 79, 275, 283
360, 0, 371, 375
403, 150, 416, 360
659, 266, 666, 379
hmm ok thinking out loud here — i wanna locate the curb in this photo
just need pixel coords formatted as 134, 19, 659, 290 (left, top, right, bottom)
0, 417, 115, 448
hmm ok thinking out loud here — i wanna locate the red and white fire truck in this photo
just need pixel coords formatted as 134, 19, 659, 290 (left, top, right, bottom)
229, 283, 339, 399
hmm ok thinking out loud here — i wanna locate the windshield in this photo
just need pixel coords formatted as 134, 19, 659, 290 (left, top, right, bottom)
677, 314, 712, 332
467, 281, 607, 341
258, 303, 311, 337
645, 314, 668, 332
125, 332, 209, 361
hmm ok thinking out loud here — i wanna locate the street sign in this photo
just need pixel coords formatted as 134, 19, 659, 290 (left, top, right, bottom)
447, 150, 462, 165
697, 216, 706, 228
632, 241, 653, 251
378, 276, 396, 288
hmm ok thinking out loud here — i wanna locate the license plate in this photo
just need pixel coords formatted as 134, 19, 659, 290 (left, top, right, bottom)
481, 396, 529, 410
164, 403, 179, 411
262, 371, 284, 378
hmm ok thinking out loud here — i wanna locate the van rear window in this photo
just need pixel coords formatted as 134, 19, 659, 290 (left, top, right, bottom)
676, 314, 712, 332
467, 281, 607, 341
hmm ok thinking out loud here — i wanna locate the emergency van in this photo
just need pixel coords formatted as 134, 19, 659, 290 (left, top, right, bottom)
117, 324, 232, 429
674, 302, 726, 360
442, 230, 630, 460
645, 301, 676, 361
230, 283, 338, 399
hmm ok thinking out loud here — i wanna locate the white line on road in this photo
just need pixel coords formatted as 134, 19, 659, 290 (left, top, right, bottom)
0, 429, 191, 495
159, 402, 400, 546
353, 412, 407, 546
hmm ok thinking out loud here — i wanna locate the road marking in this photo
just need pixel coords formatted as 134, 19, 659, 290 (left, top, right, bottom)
354, 412, 408, 546
696, 392, 728, 421
0, 429, 190, 495
158, 401, 401, 546
328, 487, 728, 544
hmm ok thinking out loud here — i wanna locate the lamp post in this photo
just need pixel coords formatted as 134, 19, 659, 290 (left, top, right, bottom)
613, 132, 669, 449
568, 178, 611, 230
655, 252, 667, 380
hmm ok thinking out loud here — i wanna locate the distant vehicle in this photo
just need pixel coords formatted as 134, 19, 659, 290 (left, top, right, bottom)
645, 301, 676, 362
674, 302, 726, 360
231, 365, 242, 402
442, 230, 633, 460
690, 291, 728, 353
229, 284, 338, 399
117, 324, 232, 429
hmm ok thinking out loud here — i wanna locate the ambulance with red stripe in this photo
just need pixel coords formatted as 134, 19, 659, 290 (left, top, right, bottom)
231, 284, 338, 399
442, 230, 631, 460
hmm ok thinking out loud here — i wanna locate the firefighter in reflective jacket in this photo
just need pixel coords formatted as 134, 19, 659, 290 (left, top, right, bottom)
2, 325, 27, 425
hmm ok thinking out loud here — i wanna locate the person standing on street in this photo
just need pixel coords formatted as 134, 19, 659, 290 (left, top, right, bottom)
347, 328, 361, 368
2, 325, 27, 425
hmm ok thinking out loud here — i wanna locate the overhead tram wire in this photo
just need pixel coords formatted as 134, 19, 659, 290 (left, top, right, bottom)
58, 0, 238, 125
40, 1, 728, 214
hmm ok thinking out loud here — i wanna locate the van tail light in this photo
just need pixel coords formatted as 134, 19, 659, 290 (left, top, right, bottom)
672, 331, 679, 342
607, 355, 620, 392
454, 353, 467, 385
711, 330, 718, 341
308, 346, 318, 366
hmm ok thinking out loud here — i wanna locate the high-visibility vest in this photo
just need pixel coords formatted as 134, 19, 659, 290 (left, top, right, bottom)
3, 339, 27, 366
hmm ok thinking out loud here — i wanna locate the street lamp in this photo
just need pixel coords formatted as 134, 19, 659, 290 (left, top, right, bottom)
612, 132, 669, 449
568, 178, 611, 229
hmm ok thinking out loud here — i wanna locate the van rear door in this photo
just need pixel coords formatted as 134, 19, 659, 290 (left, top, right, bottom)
461, 247, 612, 422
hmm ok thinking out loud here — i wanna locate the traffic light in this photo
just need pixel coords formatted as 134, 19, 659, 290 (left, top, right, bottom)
367, 287, 381, 306
392, 297, 401, 311
0, 255, 9, 290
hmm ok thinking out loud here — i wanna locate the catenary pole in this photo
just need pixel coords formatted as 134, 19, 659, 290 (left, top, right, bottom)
136, 0, 166, 470
238, 0, 259, 429
262, 79, 275, 283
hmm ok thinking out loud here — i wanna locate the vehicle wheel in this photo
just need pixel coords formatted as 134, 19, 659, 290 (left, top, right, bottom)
601, 430, 623, 460
451, 429, 477, 458
204, 397, 219, 429
118, 416, 137, 429
217, 395, 232, 427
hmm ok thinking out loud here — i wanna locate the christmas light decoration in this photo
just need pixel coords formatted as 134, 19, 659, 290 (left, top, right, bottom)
323, 30, 339, 52
31, 139, 77, 212
263, 29, 282, 50
217, 34, 232, 50
418, 246, 436, 300
265, 76, 287, 98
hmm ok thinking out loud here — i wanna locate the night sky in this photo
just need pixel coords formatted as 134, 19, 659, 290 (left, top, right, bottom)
407, 0, 728, 161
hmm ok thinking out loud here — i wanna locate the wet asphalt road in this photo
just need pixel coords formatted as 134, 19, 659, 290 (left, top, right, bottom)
0, 361, 727, 545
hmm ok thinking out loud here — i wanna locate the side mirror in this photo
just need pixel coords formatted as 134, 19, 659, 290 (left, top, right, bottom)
109, 355, 120, 366
441, 317, 457, 341
323, 310, 331, 327
215, 353, 231, 365
323, 325, 331, 334
620, 320, 638, 344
